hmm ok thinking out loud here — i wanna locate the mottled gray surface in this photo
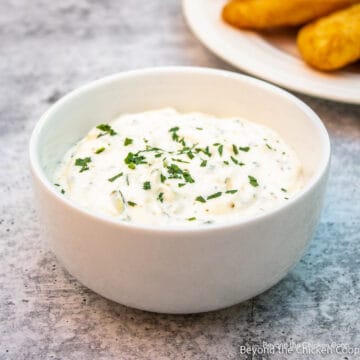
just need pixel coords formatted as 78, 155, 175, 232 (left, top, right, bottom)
0, 1, 359, 359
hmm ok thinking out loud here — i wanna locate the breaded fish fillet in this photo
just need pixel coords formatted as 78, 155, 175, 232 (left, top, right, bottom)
222, 0, 360, 29
297, 4, 360, 70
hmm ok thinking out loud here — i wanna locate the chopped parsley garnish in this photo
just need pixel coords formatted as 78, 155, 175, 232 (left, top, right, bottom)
96, 124, 117, 136
200, 159, 207, 167
187, 217, 196, 221
230, 156, 239, 165
182, 171, 195, 184
127, 201, 137, 207
108, 172, 123, 182
168, 126, 187, 146
61, 189, 65, 194
239, 146, 250, 152
223, 161, 229, 165
203, 146, 212, 157
54, 183, 60, 187
232, 144, 239, 155
143, 181, 151, 190
166, 163, 195, 183
178, 183, 186, 187
124, 152, 147, 169
160, 173, 166, 183
218, 144, 223, 156
187, 151, 194, 160
281, 188, 287, 192
157, 192, 164, 203
155, 153, 162, 158
124, 138, 133, 146
95, 147, 105, 154
196, 196, 206, 203
166, 163, 183, 179
207, 192, 222, 200
75, 157, 92, 172
266, 144, 273, 150
225, 190, 238, 194
248, 175, 259, 187
169, 126, 180, 141
196, 127, 203, 130
172, 158, 190, 164
144, 145, 165, 153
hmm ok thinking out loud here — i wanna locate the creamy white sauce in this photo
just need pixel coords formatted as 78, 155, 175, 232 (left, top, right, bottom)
54, 108, 304, 226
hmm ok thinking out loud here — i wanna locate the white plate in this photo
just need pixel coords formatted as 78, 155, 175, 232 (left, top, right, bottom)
183, 0, 360, 104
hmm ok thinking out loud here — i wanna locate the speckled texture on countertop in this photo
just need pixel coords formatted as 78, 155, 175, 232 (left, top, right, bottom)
0, 1, 359, 359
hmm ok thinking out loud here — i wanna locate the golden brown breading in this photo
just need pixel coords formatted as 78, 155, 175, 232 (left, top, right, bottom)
297, 4, 360, 70
222, 0, 360, 30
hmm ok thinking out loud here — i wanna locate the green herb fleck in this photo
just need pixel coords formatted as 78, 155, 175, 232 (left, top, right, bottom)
218, 144, 223, 156
196, 127, 203, 130
169, 126, 180, 141
172, 158, 190, 164
223, 161, 229, 165
96, 124, 117, 136
108, 172, 123, 182
166, 163, 194, 183
200, 159, 207, 167
124, 138, 133, 146
124, 152, 147, 169
143, 181, 151, 190
230, 156, 238, 165
232, 144, 239, 155
207, 192, 222, 200
95, 147, 105, 154
266, 144, 272, 150
127, 201, 137, 207
239, 146, 250, 152
187, 217, 196, 221
54, 183, 60, 187
281, 188, 287, 192
157, 192, 164, 203
225, 190, 238, 194
248, 175, 259, 187
196, 196, 206, 203
75, 157, 92, 173
160, 173, 166, 183
61, 189, 65, 194
178, 183, 186, 187
203, 146, 212, 157
187, 151, 194, 160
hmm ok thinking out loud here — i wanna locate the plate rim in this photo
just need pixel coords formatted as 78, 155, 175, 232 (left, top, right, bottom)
182, 0, 360, 105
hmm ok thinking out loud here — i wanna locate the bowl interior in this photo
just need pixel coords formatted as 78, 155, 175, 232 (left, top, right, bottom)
32, 68, 329, 188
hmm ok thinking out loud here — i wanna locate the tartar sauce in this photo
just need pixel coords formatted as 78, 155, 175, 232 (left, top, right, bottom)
54, 108, 303, 226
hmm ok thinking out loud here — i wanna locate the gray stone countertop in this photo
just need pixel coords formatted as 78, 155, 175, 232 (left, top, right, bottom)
0, 1, 359, 359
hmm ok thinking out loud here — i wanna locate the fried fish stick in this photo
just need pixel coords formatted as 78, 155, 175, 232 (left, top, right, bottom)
222, 0, 360, 29
297, 4, 360, 71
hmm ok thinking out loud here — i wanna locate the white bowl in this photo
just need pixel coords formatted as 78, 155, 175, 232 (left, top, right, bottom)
29, 67, 330, 314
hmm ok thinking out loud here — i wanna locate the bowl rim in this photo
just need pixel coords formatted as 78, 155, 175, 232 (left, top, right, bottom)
29, 66, 331, 233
